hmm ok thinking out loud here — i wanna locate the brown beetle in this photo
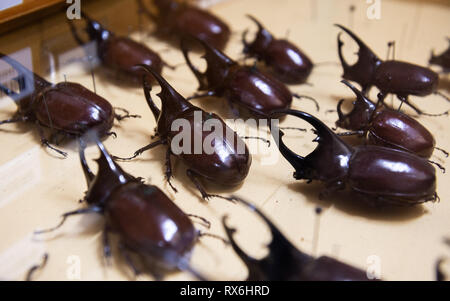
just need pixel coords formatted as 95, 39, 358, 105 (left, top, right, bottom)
242, 15, 313, 84
336, 24, 449, 115
430, 39, 450, 72
115, 64, 252, 201
35, 137, 217, 280
222, 197, 371, 280
182, 38, 318, 118
335, 80, 447, 159
0, 53, 135, 157
270, 109, 438, 206
138, 0, 230, 51
68, 11, 170, 83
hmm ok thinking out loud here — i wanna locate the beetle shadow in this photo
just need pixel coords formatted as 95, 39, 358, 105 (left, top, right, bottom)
287, 182, 427, 222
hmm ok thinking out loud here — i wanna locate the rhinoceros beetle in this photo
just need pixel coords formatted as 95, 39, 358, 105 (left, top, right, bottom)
335, 80, 448, 159
114, 64, 257, 201
222, 196, 371, 280
0, 53, 136, 158
68, 11, 172, 83
35, 135, 223, 280
241, 15, 313, 85
270, 109, 438, 206
181, 37, 319, 118
335, 24, 449, 115
138, 0, 230, 51
430, 39, 450, 72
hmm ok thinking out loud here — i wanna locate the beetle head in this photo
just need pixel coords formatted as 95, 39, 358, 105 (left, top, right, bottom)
137, 64, 193, 135
181, 36, 236, 91
222, 196, 312, 280
336, 80, 378, 131
0, 52, 51, 113
79, 11, 113, 43
270, 109, 353, 182
81, 131, 133, 205
335, 24, 382, 92
242, 15, 273, 57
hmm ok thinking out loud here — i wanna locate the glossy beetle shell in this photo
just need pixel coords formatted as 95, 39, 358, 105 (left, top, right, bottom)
70, 12, 165, 83
105, 182, 197, 270
271, 109, 438, 206
368, 110, 435, 158
243, 15, 313, 84
100, 37, 164, 81
167, 109, 251, 186
374, 61, 439, 97
182, 38, 295, 118
33, 82, 114, 136
142, 0, 230, 50
224, 66, 293, 117
348, 146, 436, 201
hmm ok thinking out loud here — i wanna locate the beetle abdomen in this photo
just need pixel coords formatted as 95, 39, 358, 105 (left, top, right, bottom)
348, 146, 436, 200
173, 6, 230, 51
106, 182, 197, 268
368, 110, 435, 158
227, 67, 292, 116
34, 82, 114, 135
264, 40, 313, 84
102, 37, 163, 80
374, 61, 439, 96
169, 110, 251, 186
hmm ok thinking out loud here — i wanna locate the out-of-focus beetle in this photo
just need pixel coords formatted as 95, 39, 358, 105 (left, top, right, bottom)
114, 65, 253, 201
242, 15, 313, 85
35, 136, 223, 280
335, 24, 449, 115
68, 11, 172, 83
222, 196, 372, 280
182, 37, 318, 118
430, 39, 450, 72
270, 109, 438, 206
335, 80, 447, 159
0, 53, 136, 157
138, 0, 230, 51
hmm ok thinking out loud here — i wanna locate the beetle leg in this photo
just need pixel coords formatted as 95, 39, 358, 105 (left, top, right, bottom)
186, 214, 211, 229
25, 253, 49, 281
0, 115, 26, 126
186, 169, 237, 203
292, 93, 320, 111
67, 17, 88, 46
35, 121, 68, 158
118, 243, 141, 278
397, 95, 449, 117
114, 107, 141, 121
165, 147, 178, 193
336, 130, 365, 137
113, 139, 165, 161
34, 206, 103, 234
197, 230, 229, 245
103, 226, 112, 266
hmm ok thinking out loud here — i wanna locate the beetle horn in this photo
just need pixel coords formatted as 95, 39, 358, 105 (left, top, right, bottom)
0, 53, 51, 103
180, 38, 209, 91
78, 138, 95, 188
222, 196, 312, 280
84, 130, 129, 185
136, 64, 192, 115
341, 80, 376, 106
336, 98, 346, 121
335, 24, 381, 90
